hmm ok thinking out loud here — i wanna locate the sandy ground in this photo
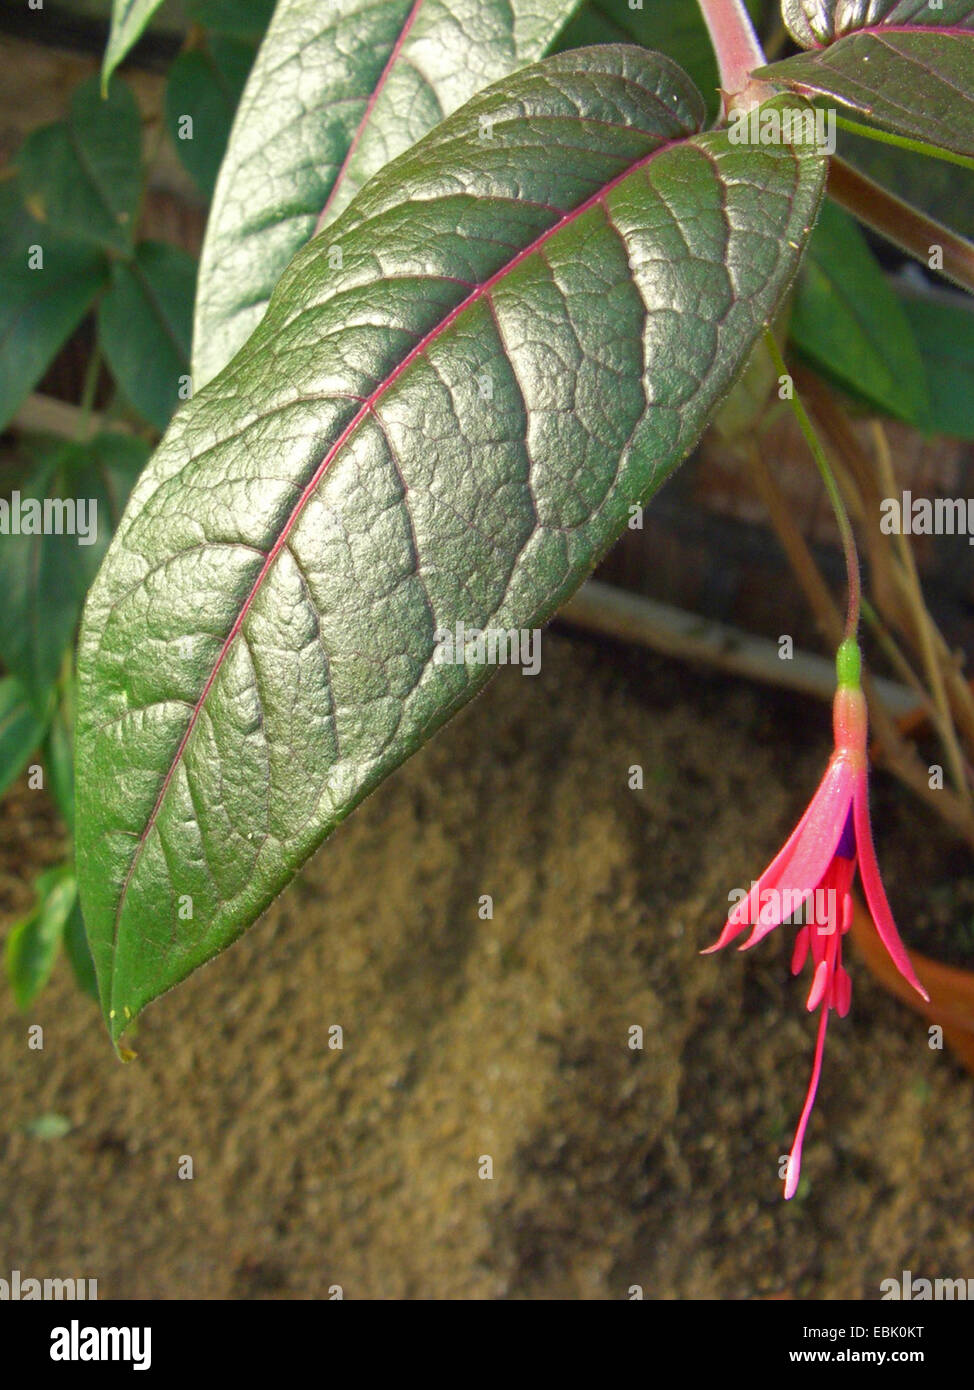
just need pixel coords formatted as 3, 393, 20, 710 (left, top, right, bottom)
1, 632, 972, 1299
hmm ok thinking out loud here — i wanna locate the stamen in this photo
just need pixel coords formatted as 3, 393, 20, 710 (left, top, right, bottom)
806, 959, 829, 1012
841, 892, 853, 934
791, 926, 810, 975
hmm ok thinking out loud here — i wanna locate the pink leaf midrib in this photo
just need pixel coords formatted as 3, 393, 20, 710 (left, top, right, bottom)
314, 0, 427, 235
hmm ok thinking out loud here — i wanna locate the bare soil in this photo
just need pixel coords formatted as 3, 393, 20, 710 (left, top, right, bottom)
2, 632, 972, 1299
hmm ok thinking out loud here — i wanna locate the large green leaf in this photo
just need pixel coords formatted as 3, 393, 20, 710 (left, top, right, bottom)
18, 76, 143, 254
0, 434, 148, 708
77, 51, 826, 1046
759, 3, 974, 158
191, 0, 581, 389
98, 241, 197, 431
0, 181, 107, 432
552, 0, 723, 102
789, 200, 929, 423
551, 0, 766, 118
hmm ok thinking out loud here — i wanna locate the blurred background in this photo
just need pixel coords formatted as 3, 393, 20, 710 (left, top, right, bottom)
1, 0, 972, 1298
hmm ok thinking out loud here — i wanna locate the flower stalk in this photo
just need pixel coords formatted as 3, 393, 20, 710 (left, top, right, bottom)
763, 330, 860, 638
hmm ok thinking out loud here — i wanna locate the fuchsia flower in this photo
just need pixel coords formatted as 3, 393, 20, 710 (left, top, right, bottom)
704, 640, 929, 1199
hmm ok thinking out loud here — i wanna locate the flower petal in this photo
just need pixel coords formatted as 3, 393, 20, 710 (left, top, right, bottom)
791, 926, 810, 975
737, 758, 855, 952
853, 777, 929, 1002
704, 757, 854, 955
805, 859, 855, 965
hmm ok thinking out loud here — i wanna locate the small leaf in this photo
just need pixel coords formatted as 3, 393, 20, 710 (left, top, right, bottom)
184, 0, 276, 40
0, 434, 147, 706
43, 686, 75, 833
759, 6, 974, 158
0, 443, 88, 707
64, 898, 100, 1001
789, 201, 929, 423
65, 431, 153, 531
165, 38, 254, 198
98, 241, 196, 431
77, 52, 826, 1044
0, 180, 108, 432
6, 866, 77, 1009
0, 675, 51, 800
18, 76, 143, 254
102, 0, 167, 90
192, 0, 582, 388
901, 293, 974, 439
781, 1, 973, 50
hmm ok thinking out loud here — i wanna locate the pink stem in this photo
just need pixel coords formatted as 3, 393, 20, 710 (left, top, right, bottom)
696, 0, 767, 96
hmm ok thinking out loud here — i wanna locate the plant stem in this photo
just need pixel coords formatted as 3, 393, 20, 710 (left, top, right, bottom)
797, 365, 974, 756
833, 115, 974, 173
828, 157, 974, 297
736, 412, 974, 842
738, 424, 974, 843
743, 437, 844, 649
763, 329, 860, 638
696, 0, 767, 98
77, 345, 102, 439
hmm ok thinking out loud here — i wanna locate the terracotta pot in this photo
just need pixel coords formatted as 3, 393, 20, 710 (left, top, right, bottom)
850, 896, 974, 1077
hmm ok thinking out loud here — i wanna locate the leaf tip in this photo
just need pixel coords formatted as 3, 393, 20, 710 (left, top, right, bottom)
107, 1000, 139, 1059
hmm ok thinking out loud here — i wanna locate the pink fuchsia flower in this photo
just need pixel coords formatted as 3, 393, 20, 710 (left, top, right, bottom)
704, 639, 929, 1199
